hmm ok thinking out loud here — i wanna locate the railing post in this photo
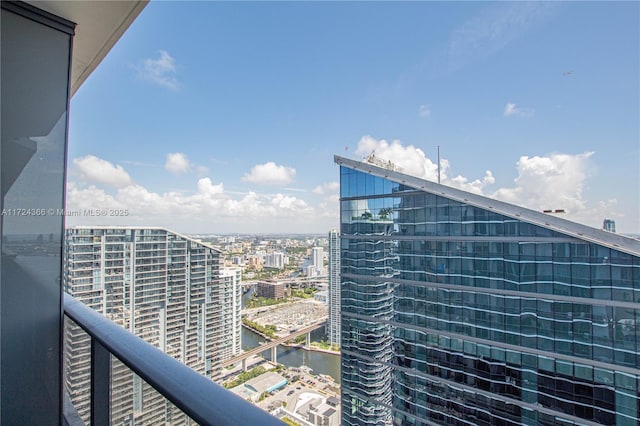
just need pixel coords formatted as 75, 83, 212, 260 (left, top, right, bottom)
91, 337, 111, 426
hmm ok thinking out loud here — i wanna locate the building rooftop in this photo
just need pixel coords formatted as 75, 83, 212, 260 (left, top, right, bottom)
67, 225, 221, 253
326, 396, 339, 406
244, 371, 288, 394
311, 403, 337, 418
335, 155, 640, 257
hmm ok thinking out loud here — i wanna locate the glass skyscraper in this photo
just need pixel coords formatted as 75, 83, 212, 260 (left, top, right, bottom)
336, 155, 640, 426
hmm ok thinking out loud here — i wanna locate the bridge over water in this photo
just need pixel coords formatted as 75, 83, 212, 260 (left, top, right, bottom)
222, 320, 326, 370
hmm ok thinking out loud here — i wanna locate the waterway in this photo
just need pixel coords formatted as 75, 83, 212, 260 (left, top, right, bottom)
241, 287, 341, 383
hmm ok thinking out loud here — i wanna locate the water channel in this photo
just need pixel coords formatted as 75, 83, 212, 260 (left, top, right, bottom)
241, 288, 341, 383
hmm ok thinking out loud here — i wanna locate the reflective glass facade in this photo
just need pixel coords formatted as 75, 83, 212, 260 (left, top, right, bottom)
339, 163, 640, 426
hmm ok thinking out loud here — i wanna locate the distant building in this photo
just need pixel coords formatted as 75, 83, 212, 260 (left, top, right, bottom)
314, 290, 328, 304
305, 264, 317, 277
64, 226, 238, 425
230, 372, 288, 402
220, 268, 243, 360
603, 218, 616, 233
328, 229, 341, 346
256, 280, 285, 299
230, 255, 245, 266
308, 402, 340, 426
246, 255, 263, 270
265, 252, 286, 269
336, 155, 640, 426
312, 246, 325, 275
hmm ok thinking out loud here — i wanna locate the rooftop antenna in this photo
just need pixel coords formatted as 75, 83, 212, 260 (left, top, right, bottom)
437, 145, 441, 184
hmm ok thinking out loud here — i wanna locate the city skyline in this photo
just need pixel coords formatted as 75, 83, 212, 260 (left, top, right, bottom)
66, 1, 639, 235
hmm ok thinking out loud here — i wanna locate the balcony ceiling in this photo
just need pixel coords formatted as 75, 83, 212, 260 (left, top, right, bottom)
27, 0, 149, 96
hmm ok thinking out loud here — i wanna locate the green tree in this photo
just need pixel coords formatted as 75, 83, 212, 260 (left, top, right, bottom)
379, 207, 393, 220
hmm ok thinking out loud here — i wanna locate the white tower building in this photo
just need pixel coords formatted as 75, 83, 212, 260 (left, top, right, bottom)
64, 226, 239, 425
328, 229, 341, 346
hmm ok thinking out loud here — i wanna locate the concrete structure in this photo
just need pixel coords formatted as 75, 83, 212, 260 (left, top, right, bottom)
314, 290, 328, 303
230, 371, 287, 402
336, 155, 640, 426
265, 252, 286, 269
305, 264, 317, 277
308, 402, 340, 426
0, 2, 147, 423
222, 321, 326, 369
247, 255, 263, 270
245, 371, 288, 395
312, 247, 325, 275
603, 218, 616, 233
220, 267, 243, 360
256, 280, 286, 299
231, 255, 245, 266
328, 229, 341, 346
64, 226, 239, 424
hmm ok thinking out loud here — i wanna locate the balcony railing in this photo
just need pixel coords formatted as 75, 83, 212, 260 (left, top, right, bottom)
63, 293, 283, 426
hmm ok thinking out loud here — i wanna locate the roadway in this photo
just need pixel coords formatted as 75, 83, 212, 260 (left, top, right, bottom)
240, 275, 328, 287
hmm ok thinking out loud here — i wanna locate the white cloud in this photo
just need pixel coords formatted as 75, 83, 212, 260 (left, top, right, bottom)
504, 102, 534, 117
419, 105, 431, 118
242, 162, 296, 185
313, 182, 339, 195
66, 156, 321, 232
283, 187, 308, 193
271, 194, 313, 214
355, 135, 440, 180
491, 152, 594, 214
73, 155, 133, 188
196, 177, 224, 197
448, 2, 557, 71
504, 102, 517, 116
136, 50, 180, 91
450, 170, 495, 195
165, 152, 191, 174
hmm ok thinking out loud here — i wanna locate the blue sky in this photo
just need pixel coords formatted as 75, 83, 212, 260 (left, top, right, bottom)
67, 1, 639, 235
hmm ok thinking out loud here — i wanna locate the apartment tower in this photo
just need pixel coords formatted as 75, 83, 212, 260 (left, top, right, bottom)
328, 229, 342, 346
336, 155, 640, 426
313, 246, 325, 276
64, 226, 239, 424
219, 267, 243, 360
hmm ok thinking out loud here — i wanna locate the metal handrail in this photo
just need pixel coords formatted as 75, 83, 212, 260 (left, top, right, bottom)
63, 293, 284, 426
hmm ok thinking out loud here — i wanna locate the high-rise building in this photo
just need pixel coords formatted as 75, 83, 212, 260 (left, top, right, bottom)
603, 218, 616, 233
313, 246, 326, 275
220, 267, 243, 360
64, 226, 239, 424
336, 155, 640, 426
265, 252, 286, 269
256, 280, 286, 299
328, 229, 342, 346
